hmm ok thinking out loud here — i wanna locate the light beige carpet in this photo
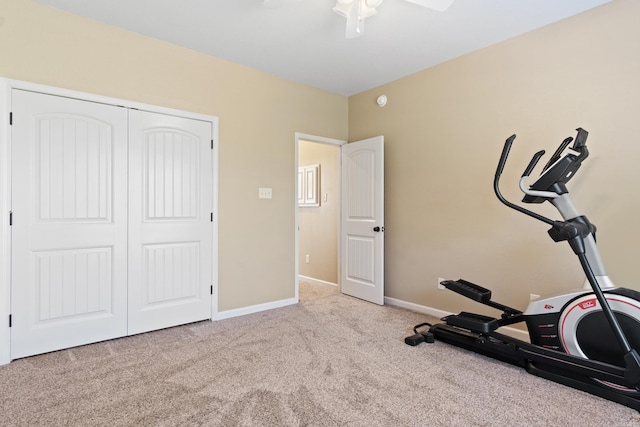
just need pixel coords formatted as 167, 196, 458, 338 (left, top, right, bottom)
1, 281, 639, 426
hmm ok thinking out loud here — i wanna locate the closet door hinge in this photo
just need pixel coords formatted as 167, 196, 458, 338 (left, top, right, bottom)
210, 212, 213, 222
211, 139, 214, 150
210, 285, 213, 295
9, 211, 12, 226
9, 314, 12, 328
9, 112, 12, 125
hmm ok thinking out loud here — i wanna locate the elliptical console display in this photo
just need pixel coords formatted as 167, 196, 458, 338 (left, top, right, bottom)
407, 128, 640, 410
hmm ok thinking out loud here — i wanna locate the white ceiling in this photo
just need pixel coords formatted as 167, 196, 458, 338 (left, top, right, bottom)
34, 0, 611, 96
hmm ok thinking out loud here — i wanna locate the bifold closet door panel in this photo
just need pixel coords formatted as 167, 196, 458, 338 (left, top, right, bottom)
10, 90, 129, 359
127, 109, 213, 335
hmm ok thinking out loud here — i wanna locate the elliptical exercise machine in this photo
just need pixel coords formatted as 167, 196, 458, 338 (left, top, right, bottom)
406, 128, 640, 411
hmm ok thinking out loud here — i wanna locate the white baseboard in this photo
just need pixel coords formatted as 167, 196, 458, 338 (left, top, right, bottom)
385, 296, 530, 342
214, 297, 298, 321
213, 289, 529, 341
298, 275, 338, 287
385, 296, 451, 319
213, 273, 337, 323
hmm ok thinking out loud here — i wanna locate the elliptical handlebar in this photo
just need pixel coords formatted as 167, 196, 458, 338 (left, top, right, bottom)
494, 128, 591, 225
493, 135, 555, 226
519, 149, 563, 201
542, 137, 573, 173
495, 134, 516, 179
522, 150, 546, 178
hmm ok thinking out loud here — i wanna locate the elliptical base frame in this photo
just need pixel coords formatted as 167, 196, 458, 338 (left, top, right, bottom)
428, 321, 640, 411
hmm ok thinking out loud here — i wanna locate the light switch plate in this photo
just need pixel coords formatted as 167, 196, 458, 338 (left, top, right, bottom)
259, 187, 272, 199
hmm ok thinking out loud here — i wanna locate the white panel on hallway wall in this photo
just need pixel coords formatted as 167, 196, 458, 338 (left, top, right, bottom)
297, 169, 304, 204
298, 164, 319, 207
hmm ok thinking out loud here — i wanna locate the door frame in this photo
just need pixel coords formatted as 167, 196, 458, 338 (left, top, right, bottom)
294, 133, 345, 301
0, 81, 10, 365
0, 78, 219, 365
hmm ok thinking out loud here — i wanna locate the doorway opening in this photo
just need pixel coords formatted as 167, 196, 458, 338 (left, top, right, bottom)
294, 133, 345, 301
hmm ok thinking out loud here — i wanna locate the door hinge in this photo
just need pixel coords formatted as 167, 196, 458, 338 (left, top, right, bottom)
210, 285, 213, 295
211, 139, 214, 150
9, 112, 12, 125
210, 212, 213, 222
9, 314, 12, 328
9, 211, 12, 226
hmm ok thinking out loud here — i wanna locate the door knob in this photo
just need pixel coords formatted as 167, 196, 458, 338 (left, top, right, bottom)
373, 226, 384, 232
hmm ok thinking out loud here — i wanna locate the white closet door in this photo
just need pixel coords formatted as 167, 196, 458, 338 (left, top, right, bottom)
10, 90, 128, 359
127, 110, 213, 335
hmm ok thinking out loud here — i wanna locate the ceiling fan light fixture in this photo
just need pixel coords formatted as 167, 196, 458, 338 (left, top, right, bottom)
334, 0, 383, 38
330, 0, 453, 39
332, 1, 353, 19
360, 4, 379, 20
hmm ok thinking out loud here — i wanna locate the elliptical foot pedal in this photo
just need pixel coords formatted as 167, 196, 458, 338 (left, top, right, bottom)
444, 312, 499, 334
405, 333, 425, 346
405, 324, 436, 346
442, 279, 492, 303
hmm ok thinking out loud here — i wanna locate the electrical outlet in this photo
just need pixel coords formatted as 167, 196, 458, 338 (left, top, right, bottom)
305, 254, 310, 264
438, 277, 446, 290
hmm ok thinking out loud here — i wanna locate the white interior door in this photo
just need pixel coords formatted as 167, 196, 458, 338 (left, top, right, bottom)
10, 90, 128, 358
340, 136, 384, 304
127, 110, 213, 335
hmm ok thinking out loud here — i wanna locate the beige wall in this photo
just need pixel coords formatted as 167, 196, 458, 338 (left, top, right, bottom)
298, 140, 339, 284
2, 0, 638, 321
0, 0, 348, 311
349, 0, 640, 318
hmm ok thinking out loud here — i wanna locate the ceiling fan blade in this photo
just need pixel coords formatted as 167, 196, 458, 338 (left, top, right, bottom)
405, 0, 454, 12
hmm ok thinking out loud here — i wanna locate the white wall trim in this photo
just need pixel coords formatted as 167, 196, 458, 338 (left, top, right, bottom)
2, 78, 215, 123
0, 80, 10, 365
210, 119, 220, 321
384, 296, 530, 342
213, 297, 297, 321
298, 275, 338, 288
